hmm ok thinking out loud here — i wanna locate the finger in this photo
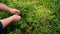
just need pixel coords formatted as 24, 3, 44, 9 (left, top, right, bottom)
16, 10, 22, 15
16, 12, 21, 15
16, 10, 20, 13
15, 13, 21, 16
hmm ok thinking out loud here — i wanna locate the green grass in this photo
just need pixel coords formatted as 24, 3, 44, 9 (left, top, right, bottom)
0, 0, 60, 34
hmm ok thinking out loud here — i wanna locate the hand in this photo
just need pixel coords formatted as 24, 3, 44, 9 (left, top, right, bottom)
9, 8, 21, 15
11, 15, 21, 21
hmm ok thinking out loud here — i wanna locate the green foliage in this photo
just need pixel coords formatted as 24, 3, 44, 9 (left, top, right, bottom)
0, 0, 60, 34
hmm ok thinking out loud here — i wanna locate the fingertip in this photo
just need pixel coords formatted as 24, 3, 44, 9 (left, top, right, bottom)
19, 16, 21, 19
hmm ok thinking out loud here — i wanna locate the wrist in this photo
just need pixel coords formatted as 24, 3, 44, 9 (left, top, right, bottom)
7, 8, 11, 12
9, 16, 15, 21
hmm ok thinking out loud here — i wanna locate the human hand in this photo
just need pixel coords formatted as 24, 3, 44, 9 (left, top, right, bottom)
11, 15, 21, 21
9, 8, 21, 15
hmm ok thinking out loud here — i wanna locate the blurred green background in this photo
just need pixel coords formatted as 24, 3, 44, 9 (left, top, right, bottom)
0, 0, 60, 34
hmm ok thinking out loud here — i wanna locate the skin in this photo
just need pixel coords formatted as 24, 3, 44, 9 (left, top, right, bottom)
0, 3, 21, 28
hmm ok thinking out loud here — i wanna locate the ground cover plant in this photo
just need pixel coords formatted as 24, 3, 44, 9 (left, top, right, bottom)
0, 0, 60, 34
